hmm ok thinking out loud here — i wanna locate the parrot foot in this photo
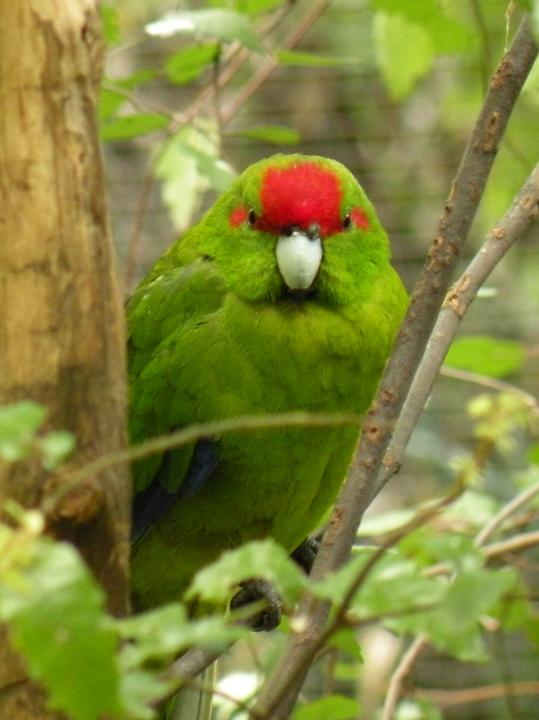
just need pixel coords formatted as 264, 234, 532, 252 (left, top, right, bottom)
291, 536, 320, 575
230, 578, 282, 632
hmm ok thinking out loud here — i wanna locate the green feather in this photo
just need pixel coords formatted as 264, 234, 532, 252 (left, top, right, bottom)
129, 154, 408, 609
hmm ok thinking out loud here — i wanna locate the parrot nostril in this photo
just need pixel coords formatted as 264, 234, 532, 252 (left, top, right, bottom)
307, 223, 321, 239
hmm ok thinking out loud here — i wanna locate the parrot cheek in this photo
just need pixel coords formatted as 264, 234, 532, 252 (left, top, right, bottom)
275, 231, 323, 291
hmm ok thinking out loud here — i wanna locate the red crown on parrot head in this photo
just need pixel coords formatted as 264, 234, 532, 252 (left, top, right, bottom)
229, 161, 369, 235
259, 162, 342, 237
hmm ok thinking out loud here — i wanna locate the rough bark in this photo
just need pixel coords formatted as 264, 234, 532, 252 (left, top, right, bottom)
0, 1, 130, 717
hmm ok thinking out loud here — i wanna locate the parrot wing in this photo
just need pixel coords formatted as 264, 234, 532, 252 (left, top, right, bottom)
127, 258, 226, 540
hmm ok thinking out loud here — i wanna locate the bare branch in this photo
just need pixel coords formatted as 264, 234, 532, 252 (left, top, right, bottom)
381, 636, 428, 720
483, 529, 539, 559
475, 479, 539, 546
220, 0, 333, 125
377, 161, 539, 493
251, 18, 538, 719
416, 680, 539, 707
440, 366, 539, 408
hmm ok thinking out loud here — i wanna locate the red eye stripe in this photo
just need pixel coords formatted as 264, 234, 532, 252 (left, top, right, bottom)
229, 206, 248, 227
351, 207, 369, 230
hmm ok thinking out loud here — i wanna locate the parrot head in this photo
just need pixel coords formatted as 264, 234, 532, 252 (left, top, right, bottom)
179, 154, 392, 306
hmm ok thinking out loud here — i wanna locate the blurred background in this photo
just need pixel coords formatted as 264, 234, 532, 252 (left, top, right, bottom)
102, 1, 539, 717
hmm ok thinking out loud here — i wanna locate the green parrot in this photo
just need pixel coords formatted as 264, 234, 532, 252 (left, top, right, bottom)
128, 153, 407, 615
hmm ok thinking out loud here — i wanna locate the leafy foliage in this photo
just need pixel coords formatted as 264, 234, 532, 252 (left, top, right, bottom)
0, 516, 122, 720
165, 44, 220, 85
0, 401, 74, 468
186, 539, 306, 605
3, 385, 538, 718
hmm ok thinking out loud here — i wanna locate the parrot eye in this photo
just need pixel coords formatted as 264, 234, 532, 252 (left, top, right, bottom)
343, 214, 352, 230
248, 209, 257, 227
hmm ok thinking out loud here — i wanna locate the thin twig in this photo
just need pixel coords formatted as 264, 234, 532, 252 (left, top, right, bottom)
42, 411, 362, 516
174, 0, 295, 131
475, 479, 539, 546
424, 528, 539, 580
220, 0, 333, 125
377, 161, 539, 494
483, 529, 539, 559
251, 21, 538, 719
416, 680, 539, 707
102, 80, 178, 120
381, 636, 428, 720
440, 366, 539, 409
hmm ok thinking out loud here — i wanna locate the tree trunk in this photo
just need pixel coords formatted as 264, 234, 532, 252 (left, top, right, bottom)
0, 1, 130, 717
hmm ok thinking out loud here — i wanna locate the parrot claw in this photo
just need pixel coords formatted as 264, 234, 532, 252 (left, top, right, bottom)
291, 536, 320, 575
230, 578, 282, 632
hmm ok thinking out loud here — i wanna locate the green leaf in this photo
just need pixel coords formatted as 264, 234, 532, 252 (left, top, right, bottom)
232, 124, 301, 145
493, 587, 539, 645
37, 431, 76, 470
155, 125, 235, 231
101, 113, 169, 141
117, 69, 157, 91
119, 669, 170, 720
371, 0, 471, 53
145, 9, 262, 52
350, 553, 447, 618
186, 539, 306, 605
0, 536, 121, 720
329, 628, 363, 662
374, 12, 434, 100
277, 50, 354, 67
100, 70, 156, 122
311, 552, 367, 603
292, 695, 360, 720
165, 44, 219, 85
442, 489, 499, 530
181, 144, 237, 192
311, 547, 446, 625
99, 89, 125, 121
445, 335, 525, 378
0, 401, 46, 462
100, 4, 121, 46
117, 604, 244, 668
388, 534, 517, 661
